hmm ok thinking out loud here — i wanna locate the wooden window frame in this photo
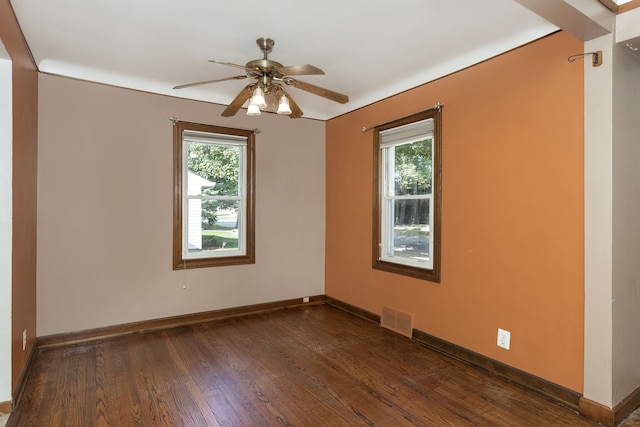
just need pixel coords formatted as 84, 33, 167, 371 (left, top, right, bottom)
372, 108, 442, 282
173, 121, 255, 269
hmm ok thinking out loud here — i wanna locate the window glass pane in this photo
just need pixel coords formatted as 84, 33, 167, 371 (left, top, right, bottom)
187, 142, 240, 196
391, 198, 431, 265
187, 200, 240, 256
393, 139, 433, 196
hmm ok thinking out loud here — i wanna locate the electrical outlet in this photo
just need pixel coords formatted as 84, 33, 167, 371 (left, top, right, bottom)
497, 328, 511, 350
22, 329, 27, 350
303, 297, 310, 303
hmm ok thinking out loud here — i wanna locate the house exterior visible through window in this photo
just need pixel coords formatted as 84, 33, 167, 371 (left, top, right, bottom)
373, 108, 441, 282
173, 121, 255, 269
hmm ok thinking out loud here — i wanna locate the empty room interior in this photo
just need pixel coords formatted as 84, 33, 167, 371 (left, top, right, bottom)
2, 0, 640, 425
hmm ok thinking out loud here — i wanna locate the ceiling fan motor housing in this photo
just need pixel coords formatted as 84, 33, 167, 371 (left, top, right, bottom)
245, 59, 283, 73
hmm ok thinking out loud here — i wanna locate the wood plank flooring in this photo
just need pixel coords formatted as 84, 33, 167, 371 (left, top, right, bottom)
8, 305, 637, 426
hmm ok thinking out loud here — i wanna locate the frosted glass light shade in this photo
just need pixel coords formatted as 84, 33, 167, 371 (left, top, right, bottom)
250, 86, 266, 108
246, 103, 261, 116
277, 95, 292, 115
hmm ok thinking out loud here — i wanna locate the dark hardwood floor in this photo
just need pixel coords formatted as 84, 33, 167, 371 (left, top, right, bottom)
8, 304, 636, 426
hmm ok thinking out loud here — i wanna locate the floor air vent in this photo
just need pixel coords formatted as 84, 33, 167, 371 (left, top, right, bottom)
381, 306, 413, 338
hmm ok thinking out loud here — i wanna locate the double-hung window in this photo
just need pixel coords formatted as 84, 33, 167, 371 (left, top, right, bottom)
373, 108, 441, 281
173, 121, 255, 269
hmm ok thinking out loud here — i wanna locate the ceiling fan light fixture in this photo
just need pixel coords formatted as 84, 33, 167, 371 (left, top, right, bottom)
277, 94, 292, 115
178, 38, 348, 118
250, 86, 267, 109
246, 103, 261, 116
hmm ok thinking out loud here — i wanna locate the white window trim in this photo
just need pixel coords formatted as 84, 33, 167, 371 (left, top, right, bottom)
182, 133, 248, 260
379, 131, 435, 270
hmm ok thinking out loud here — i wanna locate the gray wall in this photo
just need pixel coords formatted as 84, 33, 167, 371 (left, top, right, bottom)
37, 74, 326, 335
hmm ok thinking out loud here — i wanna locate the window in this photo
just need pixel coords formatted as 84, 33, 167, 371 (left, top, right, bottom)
373, 108, 441, 281
173, 121, 255, 269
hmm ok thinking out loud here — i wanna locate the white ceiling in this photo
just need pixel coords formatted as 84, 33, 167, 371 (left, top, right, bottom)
10, 0, 558, 120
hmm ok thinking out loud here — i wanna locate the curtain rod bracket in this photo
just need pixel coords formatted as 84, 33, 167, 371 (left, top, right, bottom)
568, 51, 602, 67
361, 102, 443, 133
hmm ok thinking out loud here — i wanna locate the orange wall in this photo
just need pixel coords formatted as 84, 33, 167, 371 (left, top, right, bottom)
0, 0, 39, 393
326, 32, 584, 391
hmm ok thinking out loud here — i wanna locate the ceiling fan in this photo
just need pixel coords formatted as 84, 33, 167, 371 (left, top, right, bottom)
173, 37, 349, 118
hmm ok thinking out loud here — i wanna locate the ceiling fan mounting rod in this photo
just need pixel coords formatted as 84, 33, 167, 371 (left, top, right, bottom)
257, 37, 275, 59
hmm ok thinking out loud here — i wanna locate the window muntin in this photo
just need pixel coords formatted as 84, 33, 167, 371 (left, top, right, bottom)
173, 122, 255, 269
373, 109, 441, 281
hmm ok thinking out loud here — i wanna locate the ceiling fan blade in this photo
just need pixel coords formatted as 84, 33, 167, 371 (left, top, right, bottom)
173, 75, 247, 90
276, 64, 325, 76
285, 78, 349, 104
208, 60, 251, 71
221, 85, 254, 117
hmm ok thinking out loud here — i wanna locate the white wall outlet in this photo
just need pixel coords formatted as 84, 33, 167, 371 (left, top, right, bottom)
22, 329, 27, 350
497, 328, 511, 350
303, 297, 310, 303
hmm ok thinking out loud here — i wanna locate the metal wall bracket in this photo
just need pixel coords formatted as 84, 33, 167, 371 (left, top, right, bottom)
568, 51, 603, 67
